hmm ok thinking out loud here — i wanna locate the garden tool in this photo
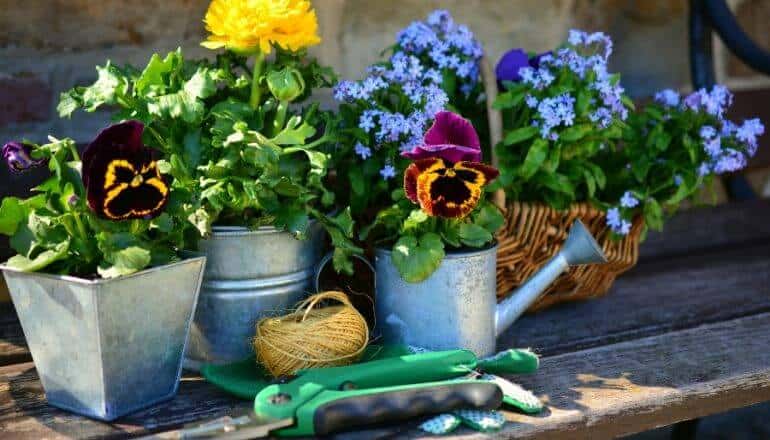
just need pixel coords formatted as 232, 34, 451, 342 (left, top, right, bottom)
158, 347, 543, 438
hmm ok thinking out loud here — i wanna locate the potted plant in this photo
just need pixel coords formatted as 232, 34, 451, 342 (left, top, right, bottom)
492, 30, 764, 310
58, 0, 359, 366
0, 122, 205, 420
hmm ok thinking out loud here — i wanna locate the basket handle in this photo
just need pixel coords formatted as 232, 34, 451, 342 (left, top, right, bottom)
480, 56, 506, 210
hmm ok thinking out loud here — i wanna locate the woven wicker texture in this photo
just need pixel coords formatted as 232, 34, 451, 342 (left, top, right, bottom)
495, 202, 643, 311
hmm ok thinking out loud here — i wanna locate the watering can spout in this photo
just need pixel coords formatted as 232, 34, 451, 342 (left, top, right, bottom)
494, 220, 607, 337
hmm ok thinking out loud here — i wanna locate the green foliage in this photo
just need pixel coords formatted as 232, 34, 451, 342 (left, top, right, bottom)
494, 77, 629, 211
0, 138, 183, 277
59, 48, 361, 272
363, 188, 504, 283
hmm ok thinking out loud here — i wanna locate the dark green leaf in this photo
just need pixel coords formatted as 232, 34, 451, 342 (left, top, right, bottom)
519, 139, 549, 180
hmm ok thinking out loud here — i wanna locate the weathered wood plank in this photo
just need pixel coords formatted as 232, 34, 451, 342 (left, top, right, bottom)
0, 365, 249, 439
640, 199, 770, 259
490, 312, 770, 439
501, 241, 770, 356
4, 312, 770, 439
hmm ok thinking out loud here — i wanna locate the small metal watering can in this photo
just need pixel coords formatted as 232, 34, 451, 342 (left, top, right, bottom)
316, 220, 607, 357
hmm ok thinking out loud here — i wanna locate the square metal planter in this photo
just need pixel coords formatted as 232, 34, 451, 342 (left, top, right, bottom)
1, 256, 206, 421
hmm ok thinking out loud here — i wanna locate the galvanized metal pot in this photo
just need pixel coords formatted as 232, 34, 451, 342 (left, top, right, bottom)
374, 245, 498, 357
185, 224, 323, 367
1, 256, 206, 421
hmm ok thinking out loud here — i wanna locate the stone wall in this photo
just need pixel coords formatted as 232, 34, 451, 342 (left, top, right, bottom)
0, 0, 767, 144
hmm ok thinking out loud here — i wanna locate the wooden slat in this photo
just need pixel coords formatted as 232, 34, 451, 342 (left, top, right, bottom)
0, 366, 248, 439
501, 241, 770, 356
640, 199, 770, 259
489, 312, 770, 439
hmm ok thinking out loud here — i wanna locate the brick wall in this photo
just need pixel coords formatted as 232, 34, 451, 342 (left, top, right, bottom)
0, 0, 768, 166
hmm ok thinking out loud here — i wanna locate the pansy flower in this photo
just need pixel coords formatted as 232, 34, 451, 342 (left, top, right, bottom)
82, 121, 169, 220
402, 111, 498, 218
2, 141, 46, 173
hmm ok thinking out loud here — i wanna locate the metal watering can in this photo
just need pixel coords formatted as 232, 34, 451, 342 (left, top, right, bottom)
316, 220, 607, 357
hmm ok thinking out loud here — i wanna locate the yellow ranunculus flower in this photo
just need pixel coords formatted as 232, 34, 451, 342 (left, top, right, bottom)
202, 0, 322, 54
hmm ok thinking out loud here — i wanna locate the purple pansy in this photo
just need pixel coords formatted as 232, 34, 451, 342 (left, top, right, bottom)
401, 111, 482, 163
495, 48, 552, 83
2, 141, 46, 174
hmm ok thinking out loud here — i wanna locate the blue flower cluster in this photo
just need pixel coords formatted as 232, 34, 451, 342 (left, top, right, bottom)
397, 10, 484, 96
519, 30, 628, 140
334, 10, 481, 180
655, 86, 764, 176
533, 94, 575, 140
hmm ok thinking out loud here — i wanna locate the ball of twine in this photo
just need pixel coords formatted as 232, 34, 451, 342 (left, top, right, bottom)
253, 291, 369, 377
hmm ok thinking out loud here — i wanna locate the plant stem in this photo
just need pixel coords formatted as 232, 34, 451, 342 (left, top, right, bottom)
272, 101, 289, 136
249, 51, 266, 110
67, 142, 81, 162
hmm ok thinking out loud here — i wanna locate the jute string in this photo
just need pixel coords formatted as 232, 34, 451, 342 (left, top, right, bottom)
253, 291, 369, 377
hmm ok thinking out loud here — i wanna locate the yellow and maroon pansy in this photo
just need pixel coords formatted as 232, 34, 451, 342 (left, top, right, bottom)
82, 120, 169, 220
404, 158, 498, 218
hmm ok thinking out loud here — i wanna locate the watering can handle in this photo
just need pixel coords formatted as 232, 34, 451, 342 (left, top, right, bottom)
314, 252, 376, 293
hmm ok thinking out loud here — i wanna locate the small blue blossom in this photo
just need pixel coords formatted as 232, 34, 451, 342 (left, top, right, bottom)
380, 164, 396, 180
359, 109, 379, 133
354, 142, 372, 160
606, 207, 631, 235
736, 118, 765, 152
606, 207, 621, 228
620, 191, 639, 208
699, 125, 717, 140
525, 95, 539, 109
536, 93, 576, 137
674, 175, 683, 186
654, 89, 680, 107
703, 136, 722, 157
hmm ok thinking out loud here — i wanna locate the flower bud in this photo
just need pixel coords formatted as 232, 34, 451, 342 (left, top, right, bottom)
2, 141, 46, 173
266, 67, 305, 102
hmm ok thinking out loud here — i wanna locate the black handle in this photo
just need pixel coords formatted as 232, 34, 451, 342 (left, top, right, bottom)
312, 381, 503, 436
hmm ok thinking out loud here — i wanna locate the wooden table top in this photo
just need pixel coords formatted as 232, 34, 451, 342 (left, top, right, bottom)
1, 200, 770, 439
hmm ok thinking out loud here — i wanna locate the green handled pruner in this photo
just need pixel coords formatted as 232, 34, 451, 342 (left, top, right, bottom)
146, 349, 504, 439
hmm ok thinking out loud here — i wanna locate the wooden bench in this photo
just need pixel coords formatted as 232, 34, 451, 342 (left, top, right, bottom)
1, 199, 769, 439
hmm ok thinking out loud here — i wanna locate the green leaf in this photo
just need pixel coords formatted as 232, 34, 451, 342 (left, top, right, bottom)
183, 129, 203, 169
560, 124, 592, 142
57, 91, 80, 118
98, 246, 152, 278
402, 209, 429, 232
135, 50, 181, 94
473, 202, 504, 234
271, 116, 316, 146
643, 199, 664, 231
538, 172, 575, 195
458, 223, 493, 248
0, 198, 25, 236
5, 240, 69, 272
503, 126, 538, 146
391, 233, 445, 283
81, 62, 127, 111
519, 139, 549, 180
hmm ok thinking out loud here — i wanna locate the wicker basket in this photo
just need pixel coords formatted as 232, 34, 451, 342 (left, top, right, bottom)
479, 59, 643, 312
495, 202, 643, 310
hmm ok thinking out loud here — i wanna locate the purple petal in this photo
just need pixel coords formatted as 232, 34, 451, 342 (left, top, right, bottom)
423, 111, 480, 149
82, 120, 145, 187
2, 141, 45, 173
495, 48, 530, 82
529, 51, 552, 69
402, 144, 482, 163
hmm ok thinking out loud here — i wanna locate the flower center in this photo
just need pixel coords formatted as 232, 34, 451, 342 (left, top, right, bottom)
444, 169, 456, 177
130, 174, 144, 187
